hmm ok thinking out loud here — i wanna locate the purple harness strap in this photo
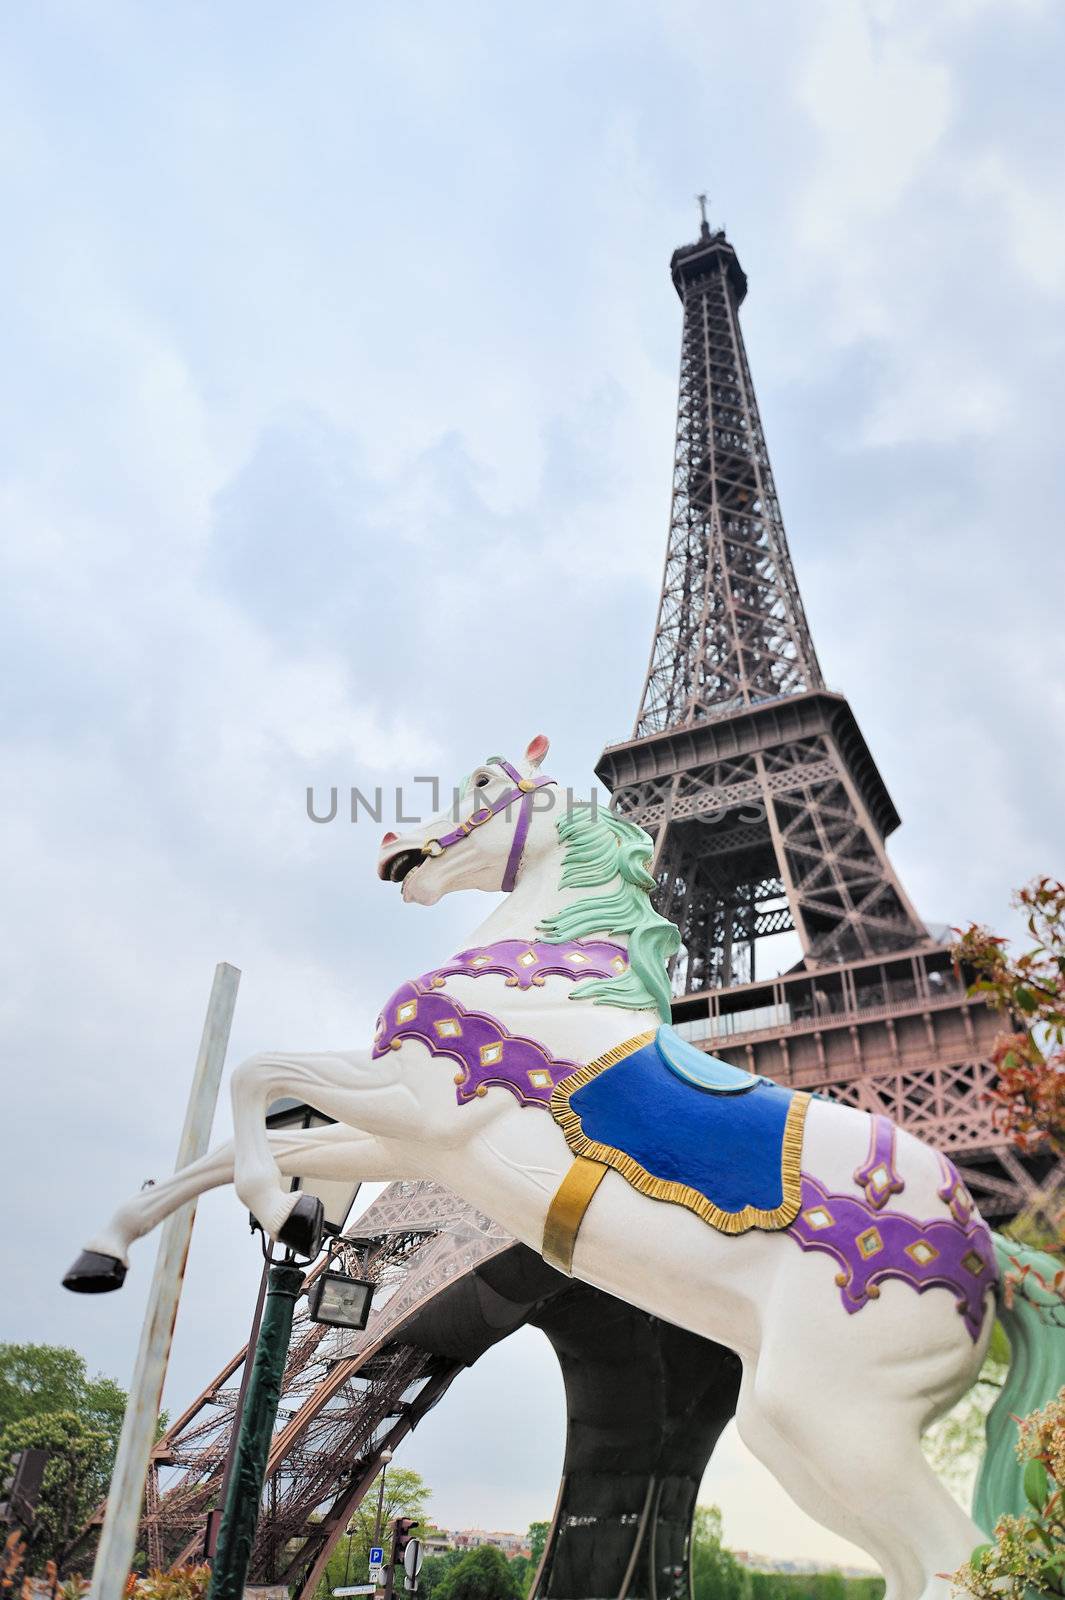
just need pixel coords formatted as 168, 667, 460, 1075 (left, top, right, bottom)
424, 756, 556, 892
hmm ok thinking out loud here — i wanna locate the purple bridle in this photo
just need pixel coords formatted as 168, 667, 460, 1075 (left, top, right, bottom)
422, 756, 556, 892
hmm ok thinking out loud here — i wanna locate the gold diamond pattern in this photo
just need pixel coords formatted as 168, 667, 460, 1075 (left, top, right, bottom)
566, 952, 589, 965
433, 1018, 462, 1039
905, 1239, 940, 1267
527, 1069, 552, 1089
961, 1250, 986, 1277
857, 1226, 884, 1258
395, 1000, 417, 1024
518, 951, 538, 967
802, 1206, 834, 1230
479, 1042, 503, 1067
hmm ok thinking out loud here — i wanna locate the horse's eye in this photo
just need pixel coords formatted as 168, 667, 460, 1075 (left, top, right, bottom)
475, 774, 490, 788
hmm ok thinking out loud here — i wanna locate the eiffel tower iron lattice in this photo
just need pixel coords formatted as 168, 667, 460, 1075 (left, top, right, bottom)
104, 214, 1061, 1600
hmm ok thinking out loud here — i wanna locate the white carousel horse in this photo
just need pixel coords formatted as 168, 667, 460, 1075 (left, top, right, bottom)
65, 736, 1065, 1600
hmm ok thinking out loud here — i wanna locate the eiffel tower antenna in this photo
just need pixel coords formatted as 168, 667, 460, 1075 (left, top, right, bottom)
696, 191, 711, 238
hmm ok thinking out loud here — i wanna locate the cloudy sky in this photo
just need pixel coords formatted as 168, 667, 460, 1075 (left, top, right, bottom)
4, 0, 1065, 1571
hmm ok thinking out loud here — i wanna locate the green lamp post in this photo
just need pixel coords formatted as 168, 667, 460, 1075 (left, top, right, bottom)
207, 1102, 369, 1600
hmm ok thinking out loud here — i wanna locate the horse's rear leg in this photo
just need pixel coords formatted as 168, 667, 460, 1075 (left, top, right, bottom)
66, 1124, 393, 1290
744, 1330, 986, 1600
736, 1367, 920, 1600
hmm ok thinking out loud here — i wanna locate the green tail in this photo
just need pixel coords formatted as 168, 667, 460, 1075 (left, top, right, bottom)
973, 1232, 1065, 1535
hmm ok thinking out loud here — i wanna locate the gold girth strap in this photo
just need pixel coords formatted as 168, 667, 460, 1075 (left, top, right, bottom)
542, 1156, 609, 1275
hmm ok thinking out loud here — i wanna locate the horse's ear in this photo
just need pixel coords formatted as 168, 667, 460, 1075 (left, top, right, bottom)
524, 733, 550, 771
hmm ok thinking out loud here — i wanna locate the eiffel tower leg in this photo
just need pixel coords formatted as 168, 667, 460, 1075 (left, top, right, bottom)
530, 1284, 741, 1600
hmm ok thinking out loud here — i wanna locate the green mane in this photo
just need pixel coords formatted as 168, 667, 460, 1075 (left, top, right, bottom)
537, 806, 680, 1021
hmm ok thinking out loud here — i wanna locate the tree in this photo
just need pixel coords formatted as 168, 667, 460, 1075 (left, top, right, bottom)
955, 877, 1065, 1170
0, 1343, 147, 1575
506, 1553, 532, 1596
963, 1388, 1065, 1597
525, 1523, 548, 1570
419, 1550, 463, 1600
0, 1412, 108, 1566
433, 1546, 521, 1600
0, 1348, 88, 1433
690, 1505, 750, 1600
747, 1576, 882, 1600
949, 879, 1065, 1591
0, 1344, 129, 1480
318, 1466, 432, 1597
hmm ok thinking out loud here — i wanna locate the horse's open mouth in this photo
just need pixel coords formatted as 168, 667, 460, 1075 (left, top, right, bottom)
381, 849, 421, 885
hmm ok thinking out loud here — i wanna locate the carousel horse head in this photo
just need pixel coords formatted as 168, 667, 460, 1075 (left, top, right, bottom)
377, 734, 682, 1024
377, 734, 556, 906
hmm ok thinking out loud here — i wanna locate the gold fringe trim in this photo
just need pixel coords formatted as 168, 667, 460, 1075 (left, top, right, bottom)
549, 1032, 811, 1236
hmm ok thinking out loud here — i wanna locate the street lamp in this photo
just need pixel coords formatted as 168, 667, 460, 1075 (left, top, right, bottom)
307, 1269, 375, 1330
265, 1097, 363, 1238
206, 1101, 365, 1599
262, 1099, 378, 1330
373, 1447, 394, 1548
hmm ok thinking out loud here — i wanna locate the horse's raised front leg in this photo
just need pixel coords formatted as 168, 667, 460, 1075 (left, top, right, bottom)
64, 1121, 407, 1293
228, 1047, 414, 1250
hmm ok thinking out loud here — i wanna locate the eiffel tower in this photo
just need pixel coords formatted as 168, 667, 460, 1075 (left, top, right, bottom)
597, 203, 1059, 1226
116, 212, 1059, 1600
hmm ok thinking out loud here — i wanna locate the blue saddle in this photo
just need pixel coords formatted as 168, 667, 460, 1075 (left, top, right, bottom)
550, 1025, 809, 1234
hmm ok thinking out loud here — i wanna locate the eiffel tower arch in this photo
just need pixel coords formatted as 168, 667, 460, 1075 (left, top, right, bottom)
120, 213, 1058, 1599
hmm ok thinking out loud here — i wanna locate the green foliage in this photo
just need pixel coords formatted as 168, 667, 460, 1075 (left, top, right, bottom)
0, 1346, 88, 1432
432, 1545, 521, 1600
318, 1466, 432, 1598
747, 1574, 881, 1600
691, 1505, 750, 1600
953, 879, 1065, 1169
131, 1565, 212, 1599
526, 1523, 548, 1570
0, 1343, 130, 1483
0, 1411, 108, 1564
0, 1343, 141, 1570
690, 1504, 883, 1600
419, 1550, 464, 1599
956, 1385, 1065, 1595
505, 1554, 532, 1596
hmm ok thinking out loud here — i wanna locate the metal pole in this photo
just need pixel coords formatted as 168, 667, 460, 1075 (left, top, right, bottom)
91, 962, 241, 1600
203, 1247, 274, 1560
372, 1453, 391, 1549
207, 1261, 305, 1600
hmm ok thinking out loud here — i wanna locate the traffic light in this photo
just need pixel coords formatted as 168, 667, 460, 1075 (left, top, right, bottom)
0, 1451, 47, 1528
391, 1518, 419, 1566
660, 1564, 686, 1600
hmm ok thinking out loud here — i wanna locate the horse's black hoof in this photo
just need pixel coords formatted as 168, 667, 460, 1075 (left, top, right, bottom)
277, 1193, 325, 1259
63, 1251, 128, 1294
